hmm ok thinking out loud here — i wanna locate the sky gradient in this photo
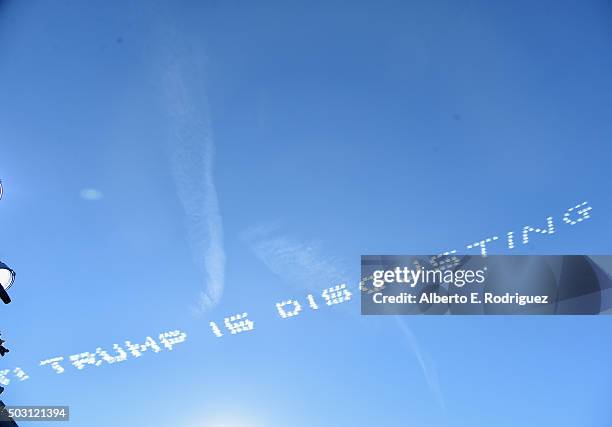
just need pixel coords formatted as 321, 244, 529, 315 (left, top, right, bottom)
1, 1, 612, 426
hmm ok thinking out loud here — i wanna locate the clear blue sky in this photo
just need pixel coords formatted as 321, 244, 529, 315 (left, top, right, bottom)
1, 0, 612, 426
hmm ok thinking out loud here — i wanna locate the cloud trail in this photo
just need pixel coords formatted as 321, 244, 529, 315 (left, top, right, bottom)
394, 316, 445, 410
159, 32, 225, 312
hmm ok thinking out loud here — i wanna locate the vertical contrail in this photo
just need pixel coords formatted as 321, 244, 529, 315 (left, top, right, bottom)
157, 18, 225, 312
395, 316, 445, 410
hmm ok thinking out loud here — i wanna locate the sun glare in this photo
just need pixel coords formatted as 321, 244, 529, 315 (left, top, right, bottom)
195, 415, 261, 427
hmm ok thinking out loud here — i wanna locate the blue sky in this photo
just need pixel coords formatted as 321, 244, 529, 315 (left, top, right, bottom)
1, 0, 612, 426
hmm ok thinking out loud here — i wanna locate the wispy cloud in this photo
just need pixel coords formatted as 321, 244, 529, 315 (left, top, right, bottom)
80, 188, 103, 201
394, 316, 445, 410
159, 32, 225, 313
242, 224, 347, 291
